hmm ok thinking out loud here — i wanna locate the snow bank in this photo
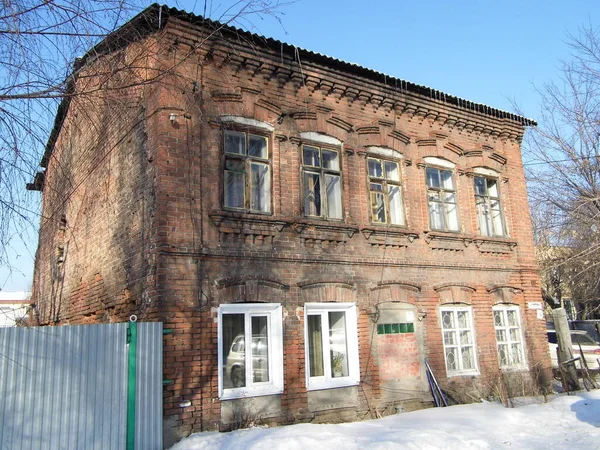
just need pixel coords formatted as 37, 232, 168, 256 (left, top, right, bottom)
170, 391, 600, 449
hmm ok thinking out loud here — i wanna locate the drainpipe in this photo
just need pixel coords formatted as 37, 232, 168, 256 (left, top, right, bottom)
126, 316, 138, 450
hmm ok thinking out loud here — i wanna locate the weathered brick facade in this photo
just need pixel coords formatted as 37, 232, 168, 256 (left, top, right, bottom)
30, 5, 551, 443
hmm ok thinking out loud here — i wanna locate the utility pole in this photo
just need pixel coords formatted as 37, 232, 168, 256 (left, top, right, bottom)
552, 308, 580, 391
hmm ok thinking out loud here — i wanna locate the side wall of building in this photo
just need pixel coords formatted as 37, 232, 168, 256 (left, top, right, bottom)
31, 38, 160, 325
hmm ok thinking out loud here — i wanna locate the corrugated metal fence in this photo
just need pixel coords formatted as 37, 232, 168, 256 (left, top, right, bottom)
0, 322, 163, 450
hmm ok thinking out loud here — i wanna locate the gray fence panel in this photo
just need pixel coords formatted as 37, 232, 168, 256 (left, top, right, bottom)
136, 322, 163, 450
0, 322, 163, 450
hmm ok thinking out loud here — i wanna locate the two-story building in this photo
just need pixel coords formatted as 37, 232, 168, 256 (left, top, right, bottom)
29, 4, 551, 442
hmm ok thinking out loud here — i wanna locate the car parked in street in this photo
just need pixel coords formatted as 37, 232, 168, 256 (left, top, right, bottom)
547, 329, 600, 370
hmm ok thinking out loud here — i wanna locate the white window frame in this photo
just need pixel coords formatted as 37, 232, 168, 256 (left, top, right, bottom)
304, 303, 360, 391
492, 305, 527, 370
439, 306, 479, 376
218, 303, 283, 400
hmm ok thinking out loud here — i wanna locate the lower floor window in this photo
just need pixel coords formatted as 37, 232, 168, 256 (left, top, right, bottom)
493, 305, 526, 369
440, 306, 478, 375
218, 303, 283, 399
305, 303, 360, 390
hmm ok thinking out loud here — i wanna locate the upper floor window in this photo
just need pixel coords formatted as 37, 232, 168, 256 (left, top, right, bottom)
426, 167, 459, 232
302, 145, 342, 219
368, 158, 405, 225
493, 305, 526, 369
224, 130, 271, 213
474, 176, 505, 237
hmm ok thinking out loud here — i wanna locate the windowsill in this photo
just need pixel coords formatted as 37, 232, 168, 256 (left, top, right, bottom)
221, 207, 273, 217
446, 370, 480, 378
499, 365, 528, 372
306, 378, 359, 392
220, 386, 284, 401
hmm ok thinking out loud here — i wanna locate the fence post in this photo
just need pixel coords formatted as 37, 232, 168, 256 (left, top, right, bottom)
126, 320, 138, 450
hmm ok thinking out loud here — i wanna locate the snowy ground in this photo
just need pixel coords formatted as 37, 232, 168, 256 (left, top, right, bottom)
170, 390, 600, 450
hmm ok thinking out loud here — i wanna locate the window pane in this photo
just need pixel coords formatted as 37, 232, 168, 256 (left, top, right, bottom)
477, 198, 492, 236
303, 146, 320, 167
225, 131, 245, 155
509, 328, 520, 342
223, 314, 246, 389
248, 135, 268, 158
496, 329, 507, 343
388, 185, 405, 225
304, 172, 321, 216
308, 315, 324, 377
440, 170, 454, 189
461, 346, 474, 370
426, 168, 440, 188
457, 311, 468, 328
329, 311, 349, 378
322, 150, 340, 170
371, 191, 386, 223
250, 163, 271, 212
251, 316, 269, 383
445, 347, 457, 371
474, 177, 486, 196
224, 170, 245, 209
429, 199, 443, 230
384, 161, 400, 182
444, 331, 456, 345
460, 330, 472, 345
368, 159, 383, 178
498, 344, 508, 366
511, 344, 523, 364
442, 311, 454, 329
444, 201, 460, 231
491, 201, 504, 236
326, 174, 342, 219
487, 179, 498, 197
493, 311, 504, 327
507, 310, 517, 326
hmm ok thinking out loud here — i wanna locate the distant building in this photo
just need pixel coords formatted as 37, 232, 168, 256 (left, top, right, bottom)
0, 291, 31, 327
29, 4, 552, 442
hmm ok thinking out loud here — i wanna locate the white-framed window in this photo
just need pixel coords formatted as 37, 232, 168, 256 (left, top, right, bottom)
440, 306, 478, 376
302, 145, 343, 219
493, 305, 526, 369
223, 130, 271, 213
426, 167, 459, 231
368, 157, 406, 225
218, 303, 283, 400
304, 303, 360, 390
474, 176, 505, 237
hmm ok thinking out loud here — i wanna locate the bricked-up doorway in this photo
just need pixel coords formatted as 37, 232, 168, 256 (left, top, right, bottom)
374, 302, 432, 409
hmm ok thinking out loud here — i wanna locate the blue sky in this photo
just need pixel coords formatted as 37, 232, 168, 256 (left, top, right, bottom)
2, 0, 600, 292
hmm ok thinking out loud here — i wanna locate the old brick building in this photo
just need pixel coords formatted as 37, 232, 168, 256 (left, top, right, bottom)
30, 4, 551, 441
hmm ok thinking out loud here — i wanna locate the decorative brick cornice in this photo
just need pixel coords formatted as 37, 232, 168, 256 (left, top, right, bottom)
472, 237, 517, 255
360, 227, 419, 249
424, 232, 471, 252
